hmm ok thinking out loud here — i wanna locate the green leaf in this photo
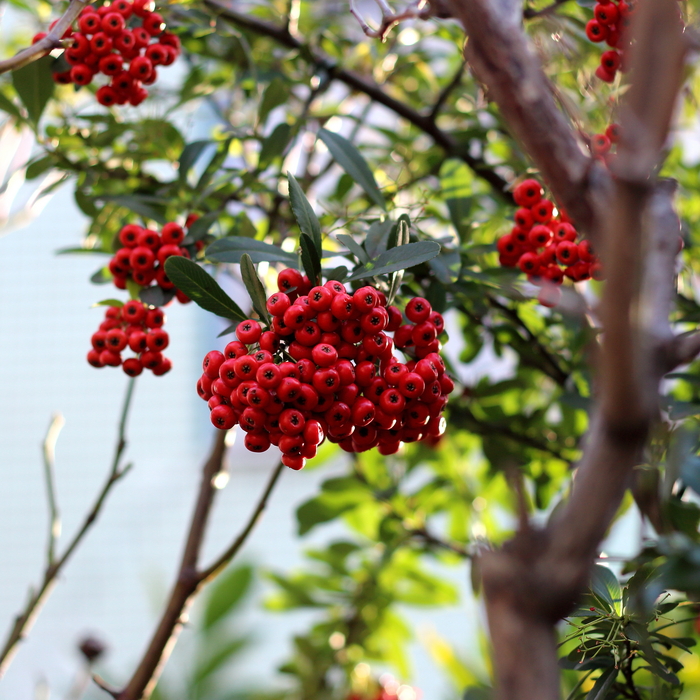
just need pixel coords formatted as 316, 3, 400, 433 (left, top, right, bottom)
336, 233, 369, 264
259, 122, 292, 167
345, 241, 441, 282
13, 56, 54, 127
258, 77, 290, 124
185, 211, 219, 243
240, 253, 270, 324
447, 197, 473, 243
92, 299, 124, 308
164, 257, 247, 322
365, 219, 393, 257
202, 564, 253, 631
91, 266, 111, 284
26, 155, 53, 180
139, 286, 175, 307
584, 667, 616, 700
590, 565, 622, 615
126, 278, 142, 300
318, 128, 386, 210
193, 637, 248, 686
178, 140, 215, 183
206, 237, 298, 265
299, 234, 321, 286
287, 173, 322, 256
0, 90, 22, 120
100, 195, 167, 224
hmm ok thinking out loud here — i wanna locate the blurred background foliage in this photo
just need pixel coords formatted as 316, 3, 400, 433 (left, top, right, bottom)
6, 0, 700, 697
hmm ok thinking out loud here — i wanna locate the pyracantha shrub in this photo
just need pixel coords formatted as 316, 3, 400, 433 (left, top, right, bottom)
197, 271, 452, 471
43, 0, 180, 106
87, 300, 172, 376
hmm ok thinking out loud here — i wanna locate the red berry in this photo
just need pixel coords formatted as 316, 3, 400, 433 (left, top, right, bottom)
513, 179, 543, 207
237, 319, 262, 344
405, 297, 431, 323
211, 405, 237, 430
586, 19, 608, 42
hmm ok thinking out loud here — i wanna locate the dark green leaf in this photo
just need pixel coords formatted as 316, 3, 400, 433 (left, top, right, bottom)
240, 253, 270, 324
26, 155, 53, 180
206, 237, 298, 265
202, 564, 253, 631
0, 90, 22, 120
185, 211, 219, 242
318, 128, 386, 210
75, 190, 98, 218
259, 122, 292, 166
287, 173, 322, 256
139, 286, 175, 307
387, 215, 410, 250
584, 667, 616, 700
258, 77, 290, 124
365, 219, 393, 257
217, 323, 238, 338
91, 266, 112, 284
164, 257, 247, 321
13, 56, 54, 127
299, 234, 321, 286
336, 233, 368, 264
447, 197, 473, 243
178, 140, 216, 183
590, 565, 622, 615
346, 241, 441, 282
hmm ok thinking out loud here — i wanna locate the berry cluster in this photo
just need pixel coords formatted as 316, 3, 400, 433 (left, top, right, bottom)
497, 178, 603, 306
87, 300, 172, 376
197, 270, 452, 471
108, 220, 191, 300
43, 0, 180, 106
590, 123, 620, 159
585, 0, 632, 82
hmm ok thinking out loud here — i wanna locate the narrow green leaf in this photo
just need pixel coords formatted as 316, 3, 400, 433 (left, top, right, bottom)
299, 234, 322, 285
90, 266, 112, 284
584, 667, 616, 700
336, 233, 369, 264
318, 128, 386, 210
206, 237, 298, 265
240, 253, 270, 324
202, 564, 253, 631
26, 155, 53, 180
13, 56, 54, 127
346, 241, 441, 282
447, 197, 473, 243
92, 299, 124, 308
387, 214, 410, 250
193, 638, 249, 686
259, 122, 292, 167
217, 323, 238, 338
164, 257, 247, 321
178, 140, 215, 183
590, 565, 622, 615
258, 77, 290, 124
0, 90, 22, 120
287, 173, 322, 256
364, 219, 393, 257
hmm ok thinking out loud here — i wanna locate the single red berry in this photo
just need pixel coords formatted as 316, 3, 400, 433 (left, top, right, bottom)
513, 179, 543, 207
277, 268, 303, 294
591, 133, 611, 156
70, 64, 94, 86
146, 328, 169, 351
79, 13, 101, 34
122, 358, 143, 376
595, 2, 618, 24
556, 240, 579, 265
236, 319, 262, 344
311, 342, 338, 367
211, 404, 237, 430
142, 11, 164, 35
585, 19, 608, 42
606, 123, 620, 143
405, 297, 431, 323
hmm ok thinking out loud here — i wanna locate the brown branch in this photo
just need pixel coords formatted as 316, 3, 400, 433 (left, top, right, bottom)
0, 378, 137, 678
460, 0, 688, 697
109, 440, 284, 700
450, 0, 611, 235
0, 0, 88, 75
203, 0, 512, 200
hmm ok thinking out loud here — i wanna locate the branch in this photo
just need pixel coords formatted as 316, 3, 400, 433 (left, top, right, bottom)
0, 377, 137, 678
203, 0, 512, 200
349, 0, 431, 41
468, 0, 689, 697
429, 58, 466, 121
42, 413, 65, 566
449, 0, 611, 235
110, 445, 284, 700
0, 0, 88, 75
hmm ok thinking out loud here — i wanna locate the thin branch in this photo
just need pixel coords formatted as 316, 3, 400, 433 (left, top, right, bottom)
42, 413, 65, 566
199, 459, 285, 582
349, 0, 430, 41
203, 0, 512, 200
429, 58, 466, 121
665, 331, 700, 371
0, 377, 137, 678
407, 526, 471, 558
0, 0, 88, 75
110, 449, 284, 700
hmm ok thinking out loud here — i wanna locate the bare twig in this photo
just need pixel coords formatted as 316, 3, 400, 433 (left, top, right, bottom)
0, 0, 88, 76
203, 0, 512, 200
42, 413, 65, 566
349, 0, 430, 41
429, 58, 466, 121
109, 445, 284, 700
0, 377, 137, 678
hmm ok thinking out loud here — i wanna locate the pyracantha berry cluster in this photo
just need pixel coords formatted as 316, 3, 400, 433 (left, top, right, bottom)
497, 178, 603, 307
197, 270, 453, 471
88, 300, 171, 376
585, 0, 633, 82
108, 220, 193, 300
590, 123, 620, 159
42, 0, 180, 106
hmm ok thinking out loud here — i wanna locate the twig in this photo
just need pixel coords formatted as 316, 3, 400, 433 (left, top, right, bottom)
349, 0, 430, 41
110, 447, 284, 700
408, 526, 471, 558
429, 59, 466, 121
202, 0, 512, 200
42, 413, 65, 566
0, 377, 137, 678
0, 0, 88, 76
